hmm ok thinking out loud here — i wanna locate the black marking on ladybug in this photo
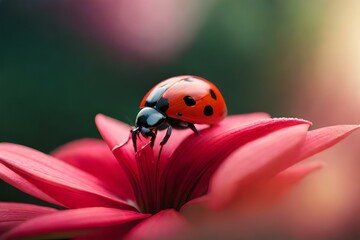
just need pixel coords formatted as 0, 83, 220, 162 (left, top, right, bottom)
209, 89, 217, 100
183, 96, 196, 106
203, 105, 214, 116
145, 100, 155, 107
156, 97, 169, 112
145, 82, 174, 107
176, 112, 183, 116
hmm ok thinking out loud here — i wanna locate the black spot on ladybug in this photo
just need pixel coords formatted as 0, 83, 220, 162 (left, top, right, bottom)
176, 112, 183, 116
145, 100, 156, 107
209, 89, 217, 100
183, 96, 196, 106
156, 98, 169, 112
203, 105, 214, 116
145, 82, 173, 106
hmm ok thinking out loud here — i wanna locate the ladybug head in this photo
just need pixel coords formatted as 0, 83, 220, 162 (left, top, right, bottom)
131, 107, 166, 151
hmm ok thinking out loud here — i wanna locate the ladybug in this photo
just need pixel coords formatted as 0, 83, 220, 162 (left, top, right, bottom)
131, 75, 227, 152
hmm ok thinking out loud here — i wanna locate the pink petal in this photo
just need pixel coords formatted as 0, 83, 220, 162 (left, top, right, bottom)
95, 114, 145, 203
218, 112, 271, 127
153, 112, 271, 158
73, 226, 137, 240
161, 118, 310, 209
111, 144, 140, 194
125, 209, 187, 240
95, 114, 132, 150
1, 207, 150, 240
208, 124, 310, 209
243, 162, 324, 205
0, 203, 57, 234
153, 112, 271, 159
0, 143, 135, 210
153, 112, 272, 170
267, 162, 324, 189
0, 164, 62, 207
51, 138, 134, 200
271, 162, 324, 191
181, 162, 322, 214
132, 145, 159, 213
298, 124, 360, 160
95, 114, 172, 212
96, 113, 270, 170
115, 143, 166, 214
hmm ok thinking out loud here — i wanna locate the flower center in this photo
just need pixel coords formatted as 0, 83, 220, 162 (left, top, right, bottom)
115, 134, 210, 214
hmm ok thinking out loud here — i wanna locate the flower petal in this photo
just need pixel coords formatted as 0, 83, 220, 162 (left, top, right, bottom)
96, 113, 270, 173
124, 209, 187, 240
95, 114, 145, 205
153, 112, 271, 159
218, 112, 271, 127
51, 138, 134, 200
180, 162, 322, 220
73, 226, 137, 240
95, 114, 172, 212
161, 118, 310, 209
0, 143, 135, 210
240, 162, 324, 206
208, 123, 309, 209
1, 207, 150, 240
269, 161, 324, 194
153, 112, 272, 172
0, 203, 57, 234
95, 114, 132, 150
0, 164, 62, 207
298, 124, 360, 160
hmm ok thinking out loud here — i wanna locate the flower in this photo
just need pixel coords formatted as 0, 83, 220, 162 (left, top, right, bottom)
0, 113, 358, 239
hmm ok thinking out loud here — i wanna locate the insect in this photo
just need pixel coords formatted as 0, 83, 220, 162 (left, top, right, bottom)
131, 75, 227, 153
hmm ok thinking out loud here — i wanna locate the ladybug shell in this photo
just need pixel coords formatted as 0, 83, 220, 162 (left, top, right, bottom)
140, 75, 227, 125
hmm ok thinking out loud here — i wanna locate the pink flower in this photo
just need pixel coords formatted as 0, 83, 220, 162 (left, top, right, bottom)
0, 113, 358, 239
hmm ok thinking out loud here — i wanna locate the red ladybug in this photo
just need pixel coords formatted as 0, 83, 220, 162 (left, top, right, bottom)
131, 75, 227, 152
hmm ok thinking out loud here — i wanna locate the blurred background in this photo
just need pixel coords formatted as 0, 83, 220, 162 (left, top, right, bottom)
1, 0, 360, 239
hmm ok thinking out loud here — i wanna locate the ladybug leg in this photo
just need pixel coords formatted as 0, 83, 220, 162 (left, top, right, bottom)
160, 124, 172, 146
149, 130, 157, 148
188, 123, 199, 135
158, 125, 172, 161
131, 128, 139, 152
